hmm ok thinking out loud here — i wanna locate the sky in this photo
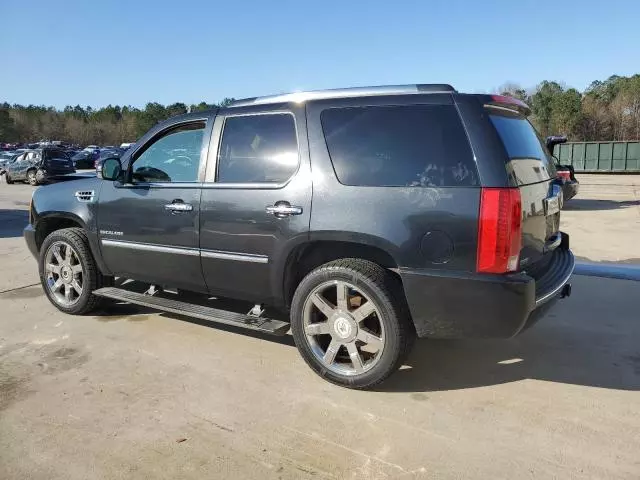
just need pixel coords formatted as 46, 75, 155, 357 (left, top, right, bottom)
1, 0, 638, 108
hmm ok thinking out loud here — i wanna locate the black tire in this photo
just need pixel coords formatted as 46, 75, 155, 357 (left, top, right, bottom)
4, 173, 13, 184
27, 169, 38, 186
39, 227, 112, 314
290, 258, 415, 389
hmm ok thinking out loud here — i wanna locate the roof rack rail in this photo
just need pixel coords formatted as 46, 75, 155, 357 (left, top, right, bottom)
229, 84, 457, 107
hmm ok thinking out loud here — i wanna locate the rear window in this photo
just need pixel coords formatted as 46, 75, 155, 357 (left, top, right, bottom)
321, 105, 478, 187
489, 111, 555, 176
44, 149, 69, 160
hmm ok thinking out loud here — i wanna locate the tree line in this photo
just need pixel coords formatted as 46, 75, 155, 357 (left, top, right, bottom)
499, 74, 640, 141
1, 74, 639, 146
0, 99, 235, 146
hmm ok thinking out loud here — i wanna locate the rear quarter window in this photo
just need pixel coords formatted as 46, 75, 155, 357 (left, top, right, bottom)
489, 110, 555, 182
321, 105, 478, 187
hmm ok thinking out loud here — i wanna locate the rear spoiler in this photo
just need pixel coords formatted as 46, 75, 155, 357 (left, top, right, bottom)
480, 95, 531, 116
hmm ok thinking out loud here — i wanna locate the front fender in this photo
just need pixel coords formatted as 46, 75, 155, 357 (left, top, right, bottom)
31, 179, 111, 275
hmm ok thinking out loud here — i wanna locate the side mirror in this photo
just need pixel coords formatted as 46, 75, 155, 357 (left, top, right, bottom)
99, 158, 122, 181
545, 135, 567, 153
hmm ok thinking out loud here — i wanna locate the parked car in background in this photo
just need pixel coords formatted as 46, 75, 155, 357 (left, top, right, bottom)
4, 147, 75, 185
94, 147, 125, 171
546, 135, 579, 201
71, 150, 99, 169
0, 151, 18, 174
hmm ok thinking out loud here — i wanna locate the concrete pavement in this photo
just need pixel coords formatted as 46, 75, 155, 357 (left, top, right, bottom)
1, 176, 639, 479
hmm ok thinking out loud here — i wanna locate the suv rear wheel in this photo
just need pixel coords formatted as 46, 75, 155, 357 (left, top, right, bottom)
290, 259, 415, 389
39, 228, 112, 314
27, 169, 38, 186
4, 172, 13, 184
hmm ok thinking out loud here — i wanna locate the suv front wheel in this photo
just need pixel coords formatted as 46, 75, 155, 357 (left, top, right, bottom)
291, 259, 415, 389
39, 228, 112, 314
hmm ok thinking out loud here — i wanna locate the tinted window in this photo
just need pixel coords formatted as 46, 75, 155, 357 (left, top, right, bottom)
44, 149, 69, 160
72, 151, 90, 161
217, 114, 298, 183
321, 105, 478, 187
132, 123, 204, 183
489, 112, 553, 166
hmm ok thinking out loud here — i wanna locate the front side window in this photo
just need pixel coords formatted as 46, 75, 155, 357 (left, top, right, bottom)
321, 105, 478, 187
217, 114, 298, 184
132, 123, 204, 183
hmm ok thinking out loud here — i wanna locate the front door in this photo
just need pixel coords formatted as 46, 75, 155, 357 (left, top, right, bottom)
98, 119, 210, 292
199, 106, 312, 304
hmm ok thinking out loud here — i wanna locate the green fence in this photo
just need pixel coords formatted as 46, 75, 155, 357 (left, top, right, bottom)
555, 141, 640, 172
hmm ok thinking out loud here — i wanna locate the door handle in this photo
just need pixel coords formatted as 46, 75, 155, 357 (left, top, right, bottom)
265, 202, 303, 218
164, 201, 193, 213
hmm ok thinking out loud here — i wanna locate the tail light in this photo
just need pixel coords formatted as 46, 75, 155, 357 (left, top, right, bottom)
477, 188, 522, 274
556, 170, 571, 182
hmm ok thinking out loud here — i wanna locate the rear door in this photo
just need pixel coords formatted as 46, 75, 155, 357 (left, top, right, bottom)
199, 105, 312, 304
488, 109, 561, 269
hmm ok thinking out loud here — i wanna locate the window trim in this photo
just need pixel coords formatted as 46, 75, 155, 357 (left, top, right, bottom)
127, 119, 209, 185
204, 111, 300, 189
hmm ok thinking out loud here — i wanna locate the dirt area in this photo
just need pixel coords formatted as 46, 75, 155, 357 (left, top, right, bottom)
0, 176, 639, 479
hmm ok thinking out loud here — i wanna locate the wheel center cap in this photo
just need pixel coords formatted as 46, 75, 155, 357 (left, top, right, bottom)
61, 267, 71, 282
334, 318, 353, 339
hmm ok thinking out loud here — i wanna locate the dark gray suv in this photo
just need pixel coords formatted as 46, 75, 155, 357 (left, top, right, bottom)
24, 84, 574, 388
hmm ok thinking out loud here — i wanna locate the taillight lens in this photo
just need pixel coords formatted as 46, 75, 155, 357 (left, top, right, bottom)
557, 170, 571, 182
477, 188, 522, 274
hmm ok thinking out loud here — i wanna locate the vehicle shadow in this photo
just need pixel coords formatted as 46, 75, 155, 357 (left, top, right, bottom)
92, 282, 296, 347
0, 209, 29, 238
563, 198, 640, 211
379, 275, 640, 393
89, 276, 639, 393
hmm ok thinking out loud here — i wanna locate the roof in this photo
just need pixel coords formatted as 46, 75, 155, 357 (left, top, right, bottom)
229, 84, 456, 108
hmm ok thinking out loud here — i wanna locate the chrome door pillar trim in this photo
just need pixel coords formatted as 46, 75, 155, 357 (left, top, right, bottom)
101, 239, 200, 256
100, 239, 269, 263
200, 249, 268, 264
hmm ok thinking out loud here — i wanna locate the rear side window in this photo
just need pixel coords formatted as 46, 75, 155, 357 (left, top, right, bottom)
489, 111, 554, 174
217, 114, 298, 184
321, 105, 478, 187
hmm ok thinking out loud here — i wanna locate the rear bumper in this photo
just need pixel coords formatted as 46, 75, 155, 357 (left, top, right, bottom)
44, 168, 76, 178
399, 234, 575, 339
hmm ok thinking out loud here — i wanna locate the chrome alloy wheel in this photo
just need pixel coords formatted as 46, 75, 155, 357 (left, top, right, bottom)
44, 241, 84, 306
303, 280, 385, 376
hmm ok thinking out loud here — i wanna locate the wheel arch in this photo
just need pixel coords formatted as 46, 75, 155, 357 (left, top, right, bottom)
280, 236, 404, 308
34, 212, 112, 275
